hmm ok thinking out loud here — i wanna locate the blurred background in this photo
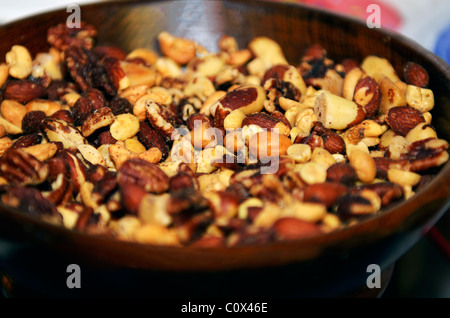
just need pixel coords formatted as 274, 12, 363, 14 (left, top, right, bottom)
0, 0, 448, 298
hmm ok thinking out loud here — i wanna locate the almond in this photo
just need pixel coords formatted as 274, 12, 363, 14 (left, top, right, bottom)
3, 80, 45, 104
385, 105, 425, 136
404, 61, 429, 88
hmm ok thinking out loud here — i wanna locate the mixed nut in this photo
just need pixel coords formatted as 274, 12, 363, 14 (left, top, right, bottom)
0, 22, 448, 247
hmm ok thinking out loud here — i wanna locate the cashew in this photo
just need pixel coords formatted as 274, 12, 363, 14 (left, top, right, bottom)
0, 64, 10, 88
6, 45, 32, 79
0, 100, 27, 128
405, 85, 434, 113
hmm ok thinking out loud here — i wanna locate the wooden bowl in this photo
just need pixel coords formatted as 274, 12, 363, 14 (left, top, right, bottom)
0, 0, 449, 297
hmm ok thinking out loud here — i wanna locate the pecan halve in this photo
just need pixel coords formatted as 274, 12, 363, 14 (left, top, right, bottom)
64, 45, 98, 91
47, 22, 97, 51
145, 100, 179, 139
137, 121, 170, 158
117, 158, 170, 193
0, 148, 48, 185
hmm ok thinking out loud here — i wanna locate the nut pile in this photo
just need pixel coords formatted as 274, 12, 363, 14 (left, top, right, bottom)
0, 22, 448, 247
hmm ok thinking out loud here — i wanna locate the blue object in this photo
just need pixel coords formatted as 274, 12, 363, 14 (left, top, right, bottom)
434, 23, 450, 65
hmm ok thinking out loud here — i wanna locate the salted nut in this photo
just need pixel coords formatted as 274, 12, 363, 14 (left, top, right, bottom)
0, 21, 447, 248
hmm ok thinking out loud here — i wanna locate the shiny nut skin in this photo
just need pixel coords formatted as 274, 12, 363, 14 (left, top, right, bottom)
0, 149, 48, 186
21, 111, 47, 134
117, 158, 170, 193
3, 80, 45, 104
385, 106, 425, 136
404, 61, 429, 88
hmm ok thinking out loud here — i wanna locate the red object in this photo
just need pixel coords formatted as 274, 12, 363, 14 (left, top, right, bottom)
276, 0, 402, 30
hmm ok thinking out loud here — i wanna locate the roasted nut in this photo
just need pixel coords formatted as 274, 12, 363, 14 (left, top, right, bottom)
102, 56, 129, 91
342, 67, 363, 100
26, 99, 61, 116
120, 61, 157, 87
262, 64, 307, 95
137, 121, 170, 158
361, 55, 401, 84
404, 61, 429, 88
145, 100, 179, 139
81, 107, 115, 137
404, 138, 449, 172
0, 63, 9, 88
405, 122, 437, 144
405, 85, 434, 113
286, 143, 311, 163
352, 76, 381, 118
126, 48, 158, 65
155, 57, 183, 78
385, 105, 425, 136
77, 144, 106, 166
217, 84, 266, 115
248, 131, 292, 160
326, 162, 357, 185
304, 182, 348, 207
0, 100, 27, 128
311, 147, 336, 169
41, 117, 86, 150
298, 161, 327, 184
348, 148, 376, 183
32, 52, 63, 80
187, 54, 226, 78
337, 191, 380, 219
118, 158, 169, 193
158, 31, 197, 65
379, 76, 407, 114
387, 168, 421, 187
21, 111, 47, 134
6, 45, 32, 79
314, 91, 365, 130
248, 36, 288, 69
110, 113, 140, 141
0, 137, 13, 157
0, 149, 48, 185
242, 112, 290, 136
3, 80, 45, 104
21, 143, 58, 162
199, 90, 227, 115
311, 122, 346, 154
47, 22, 96, 51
